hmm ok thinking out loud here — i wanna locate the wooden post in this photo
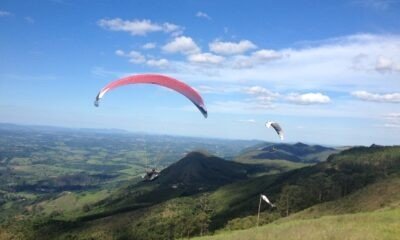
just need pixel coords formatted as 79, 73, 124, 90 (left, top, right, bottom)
257, 194, 262, 227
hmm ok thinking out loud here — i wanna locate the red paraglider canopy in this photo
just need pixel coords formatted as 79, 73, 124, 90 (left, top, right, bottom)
94, 74, 207, 118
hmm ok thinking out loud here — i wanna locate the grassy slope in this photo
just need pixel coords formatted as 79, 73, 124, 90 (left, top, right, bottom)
235, 154, 310, 175
193, 208, 400, 240
32, 190, 111, 219
287, 175, 400, 220
195, 174, 400, 240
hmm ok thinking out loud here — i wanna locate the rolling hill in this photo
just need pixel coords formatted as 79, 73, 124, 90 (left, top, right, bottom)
2, 145, 400, 240
75, 151, 264, 218
235, 142, 339, 174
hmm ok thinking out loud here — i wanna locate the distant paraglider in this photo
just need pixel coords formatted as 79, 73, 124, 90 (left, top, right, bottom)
265, 121, 284, 140
142, 168, 160, 182
94, 74, 208, 118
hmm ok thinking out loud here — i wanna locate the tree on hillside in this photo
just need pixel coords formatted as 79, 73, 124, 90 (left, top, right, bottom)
277, 185, 308, 216
197, 194, 213, 236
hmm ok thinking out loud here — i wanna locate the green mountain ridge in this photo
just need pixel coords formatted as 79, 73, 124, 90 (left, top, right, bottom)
2, 145, 400, 240
234, 142, 339, 176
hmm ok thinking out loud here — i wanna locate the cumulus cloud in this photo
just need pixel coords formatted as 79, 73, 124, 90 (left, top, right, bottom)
375, 56, 400, 73
146, 59, 169, 68
243, 87, 331, 106
163, 22, 184, 36
209, 40, 257, 55
115, 49, 168, 68
244, 86, 279, 107
286, 93, 331, 105
115, 50, 146, 63
196, 11, 211, 20
142, 42, 156, 49
232, 49, 285, 68
245, 86, 273, 95
187, 53, 224, 64
252, 49, 283, 61
162, 36, 200, 55
352, 91, 400, 103
108, 31, 400, 123
98, 18, 183, 36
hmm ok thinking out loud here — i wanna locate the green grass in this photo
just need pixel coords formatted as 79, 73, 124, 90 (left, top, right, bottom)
31, 190, 111, 220
193, 208, 400, 240
288, 176, 400, 220
235, 151, 312, 175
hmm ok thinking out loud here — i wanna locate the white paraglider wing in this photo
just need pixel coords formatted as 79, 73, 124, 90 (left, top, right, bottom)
266, 121, 284, 140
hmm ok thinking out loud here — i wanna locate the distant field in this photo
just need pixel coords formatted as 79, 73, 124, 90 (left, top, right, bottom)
0, 125, 261, 221
194, 208, 400, 240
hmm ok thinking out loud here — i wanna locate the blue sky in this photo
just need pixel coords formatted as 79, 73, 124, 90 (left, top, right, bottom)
1, 0, 400, 145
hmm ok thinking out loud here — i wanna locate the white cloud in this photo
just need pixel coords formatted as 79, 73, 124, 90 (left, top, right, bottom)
252, 49, 283, 61
245, 86, 273, 95
231, 49, 285, 68
163, 22, 180, 33
115, 49, 169, 68
375, 56, 400, 73
163, 22, 184, 36
286, 93, 331, 105
168, 34, 398, 89
352, 91, 400, 103
146, 59, 169, 68
115, 49, 125, 56
0, 10, 12, 17
209, 40, 257, 55
98, 18, 183, 36
142, 42, 156, 49
196, 11, 211, 20
128, 51, 146, 64
162, 36, 200, 55
115, 50, 146, 64
110, 32, 400, 126
233, 86, 331, 106
244, 86, 279, 107
187, 53, 224, 64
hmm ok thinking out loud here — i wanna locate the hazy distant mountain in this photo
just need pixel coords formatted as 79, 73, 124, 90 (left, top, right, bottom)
237, 142, 338, 164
